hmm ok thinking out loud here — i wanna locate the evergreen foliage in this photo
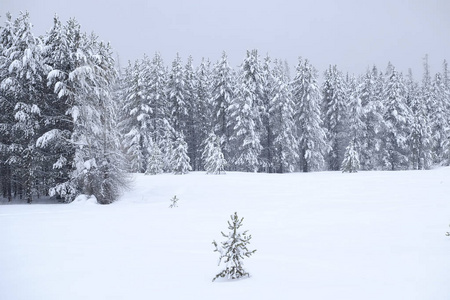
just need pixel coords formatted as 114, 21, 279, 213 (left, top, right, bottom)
341, 141, 360, 173
172, 133, 192, 175
292, 58, 329, 172
202, 132, 227, 174
169, 195, 179, 208
212, 212, 256, 282
322, 65, 349, 170
1, 12, 450, 202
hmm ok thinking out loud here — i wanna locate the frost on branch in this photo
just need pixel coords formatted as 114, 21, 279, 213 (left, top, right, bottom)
212, 212, 256, 282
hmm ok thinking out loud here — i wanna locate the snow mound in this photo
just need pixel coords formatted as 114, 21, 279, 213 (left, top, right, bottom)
71, 194, 98, 205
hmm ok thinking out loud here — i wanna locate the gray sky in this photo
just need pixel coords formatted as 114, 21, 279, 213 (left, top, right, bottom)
2, 0, 450, 78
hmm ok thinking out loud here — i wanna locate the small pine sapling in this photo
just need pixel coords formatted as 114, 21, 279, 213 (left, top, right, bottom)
212, 212, 256, 282
169, 195, 179, 208
341, 141, 360, 173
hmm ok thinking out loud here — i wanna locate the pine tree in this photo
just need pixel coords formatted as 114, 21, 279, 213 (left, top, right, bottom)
194, 58, 213, 170
167, 53, 188, 133
212, 212, 256, 282
292, 58, 329, 172
145, 138, 164, 175
2, 12, 46, 203
202, 132, 227, 174
429, 73, 449, 164
211, 51, 235, 164
341, 141, 360, 173
184, 56, 200, 170
229, 50, 263, 172
322, 65, 349, 170
406, 69, 432, 170
171, 133, 192, 175
381, 66, 411, 170
146, 52, 175, 172
357, 67, 384, 170
269, 59, 298, 173
122, 59, 149, 173
0, 13, 15, 201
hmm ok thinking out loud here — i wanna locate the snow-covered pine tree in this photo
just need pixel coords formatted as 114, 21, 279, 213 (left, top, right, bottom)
145, 138, 164, 175
44, 18, 127, 203
269, 59, 298, 173
429, 73, 449, 164
341, 141, 360, 173
202, 132, 227, 174
406, 69, 432, 170
442, 60, 450, 164
122, 59, 149, 173
210, 51, 235, 164
2, 12, 46, 203
184, 56, 200, 170
0, 13, 15, 201
146, 52, 175, 172
381, 66, 412, 170
171, 133, 192, 175
212, 212, 256, 282
229, 50, 263, 172
292, 58, 329, 172
259, 55, 276, 172
342, 75, 364, 173
195, 58, 213, 170
322, 65, 349, 170
167, 53, 188, 134
357, 67, 384, 170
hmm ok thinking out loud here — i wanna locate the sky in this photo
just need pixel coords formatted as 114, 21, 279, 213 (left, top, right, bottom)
2, 0, 450, 78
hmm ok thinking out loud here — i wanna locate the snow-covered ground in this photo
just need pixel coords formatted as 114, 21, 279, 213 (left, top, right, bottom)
1, 168, 450, 300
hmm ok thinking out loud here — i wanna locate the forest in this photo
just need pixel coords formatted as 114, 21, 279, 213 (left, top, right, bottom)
0, 13, 449, 204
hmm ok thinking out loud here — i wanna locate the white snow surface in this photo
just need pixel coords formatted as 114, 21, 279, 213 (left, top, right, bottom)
1, 168, 450, 299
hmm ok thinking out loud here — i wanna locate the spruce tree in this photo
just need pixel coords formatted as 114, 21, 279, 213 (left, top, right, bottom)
167, 53, 188, 133
406, 69, 432, 170
211, 52, 235, 163
269, 59, 298, 173
212, 212, 256, 282
381, 66, 411, 170
145, 139, 164, 175
341, 141, 360, 173
229, 50, 263, 172
292, 58, 329, 172
202, 132, 227, 174
195, 58, 213, 170
171, 133, 192, 175
322, 65, 349, 170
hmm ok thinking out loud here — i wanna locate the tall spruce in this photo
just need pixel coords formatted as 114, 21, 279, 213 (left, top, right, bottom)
269, 59, 298, 173
292, 58, 329, 172
210, 52, 235, 164
229, 50, 263, 172
322, 65, 349, 170
357, 67, 384, 170
381, 66, 411, 170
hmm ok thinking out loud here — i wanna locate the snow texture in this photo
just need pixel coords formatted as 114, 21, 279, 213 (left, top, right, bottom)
1, 168, 450, 299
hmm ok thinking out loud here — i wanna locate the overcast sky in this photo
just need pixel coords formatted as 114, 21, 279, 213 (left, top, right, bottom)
2, 0, 450, 77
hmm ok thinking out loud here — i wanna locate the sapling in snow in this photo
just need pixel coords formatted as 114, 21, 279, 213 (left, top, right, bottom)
169, 195, 179, 208
212, 212, 256, 282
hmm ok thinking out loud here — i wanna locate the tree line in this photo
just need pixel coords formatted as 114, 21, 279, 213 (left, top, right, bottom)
121, 51, 450, 175
1, 13, 449, 203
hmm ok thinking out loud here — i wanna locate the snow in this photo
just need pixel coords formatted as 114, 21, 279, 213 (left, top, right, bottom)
1, 168, 450, 299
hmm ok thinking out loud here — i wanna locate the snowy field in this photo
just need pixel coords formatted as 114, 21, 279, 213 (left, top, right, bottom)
1, 168, 450, 300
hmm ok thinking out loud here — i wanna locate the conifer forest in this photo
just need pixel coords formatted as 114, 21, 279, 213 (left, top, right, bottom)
1, 13, 449, 204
